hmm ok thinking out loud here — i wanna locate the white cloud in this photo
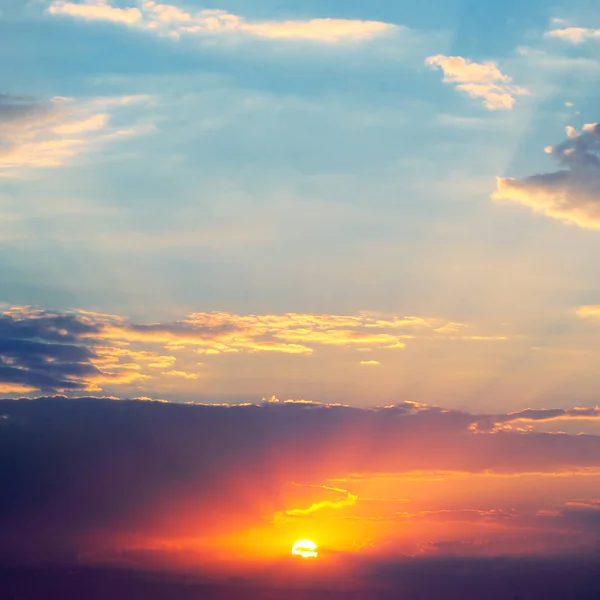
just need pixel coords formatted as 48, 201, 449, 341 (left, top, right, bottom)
425, 55, 528, 110
47, 1, 398, 43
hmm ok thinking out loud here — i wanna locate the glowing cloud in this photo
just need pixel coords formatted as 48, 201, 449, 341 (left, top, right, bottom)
0, 306, 505, 394
47, 1, 398, 43
425, 55, 528, 110
492, 123, 600, 228
578, 305, 600, 318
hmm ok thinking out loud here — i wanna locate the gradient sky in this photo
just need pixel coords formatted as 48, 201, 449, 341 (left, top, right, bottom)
2, 0, 600, 593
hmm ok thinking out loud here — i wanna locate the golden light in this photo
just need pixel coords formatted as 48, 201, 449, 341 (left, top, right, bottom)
291, 539, 318, 559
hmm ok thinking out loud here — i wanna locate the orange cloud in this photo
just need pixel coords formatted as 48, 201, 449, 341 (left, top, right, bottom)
274, 485, 358, 521
577, 305, 600, 318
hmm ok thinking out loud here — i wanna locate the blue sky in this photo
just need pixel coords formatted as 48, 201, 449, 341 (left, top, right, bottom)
2, 0, 600, 409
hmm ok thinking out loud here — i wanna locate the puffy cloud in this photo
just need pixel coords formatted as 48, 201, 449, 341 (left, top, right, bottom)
425, 55, 528, 110
47, 1, 398, 43
492, 123, 600, 228
0, 94, 146, 177
545, 27, 600, 44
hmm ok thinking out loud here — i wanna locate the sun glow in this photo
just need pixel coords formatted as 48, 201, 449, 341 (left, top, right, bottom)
291, 539, 318, 559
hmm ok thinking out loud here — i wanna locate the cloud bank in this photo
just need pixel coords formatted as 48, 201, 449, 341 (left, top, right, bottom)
2, 397, 600, 568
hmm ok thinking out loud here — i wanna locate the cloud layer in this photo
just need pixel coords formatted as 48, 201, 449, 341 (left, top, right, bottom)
2, 396, 600, 568
0, 306, 488, 394
493, 123, 600, 228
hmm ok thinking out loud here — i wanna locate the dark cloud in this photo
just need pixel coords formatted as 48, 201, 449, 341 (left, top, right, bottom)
475, 407, 600, 432
493, 123, 600, 228
2, 397, 600, 563
0, 312, 103, 391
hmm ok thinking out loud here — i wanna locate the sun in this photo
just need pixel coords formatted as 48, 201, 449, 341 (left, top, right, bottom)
291, 539, 318, 559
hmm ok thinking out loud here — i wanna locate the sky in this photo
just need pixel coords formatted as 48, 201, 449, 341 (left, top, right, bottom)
2, 0, 600, 597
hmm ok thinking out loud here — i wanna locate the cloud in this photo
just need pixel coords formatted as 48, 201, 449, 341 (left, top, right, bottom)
492, 123, 600, 228
274, 484, 358, 520
2, 397, 600, 566
475, 407, 600, 432
425, 55, 528, 110
0, 94, 146, 177
577, 305, 600, 318
0, 305, 511, 394
47, 1, 398, 43
546, 27, 600, 45
0, 310, 148, 393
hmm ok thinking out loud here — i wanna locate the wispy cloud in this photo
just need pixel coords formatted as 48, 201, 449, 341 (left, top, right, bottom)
47, 1, 398, 43
425, 55, 528, 110
546, 27, 600, 45
492, 123, 600, 228
0, 94, 148, 177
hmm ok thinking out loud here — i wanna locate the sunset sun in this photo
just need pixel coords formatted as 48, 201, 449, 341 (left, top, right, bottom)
291, 539, 318, 559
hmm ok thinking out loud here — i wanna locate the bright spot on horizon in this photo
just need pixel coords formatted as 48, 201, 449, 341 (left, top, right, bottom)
291, 539, 318, 559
